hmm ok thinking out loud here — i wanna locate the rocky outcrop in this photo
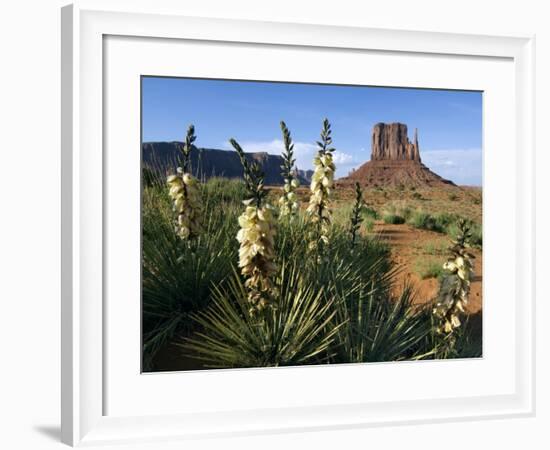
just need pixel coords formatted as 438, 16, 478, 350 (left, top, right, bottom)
339, 123, 455, 188
142, 142, 312, 185
371, 122, 421, 162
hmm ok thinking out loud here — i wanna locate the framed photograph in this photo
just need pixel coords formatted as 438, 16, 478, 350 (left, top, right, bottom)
61, 2, 535, 446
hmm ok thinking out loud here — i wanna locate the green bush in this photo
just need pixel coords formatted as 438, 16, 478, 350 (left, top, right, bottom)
383, 213, 406, 224
415, 258, 445, 280
406, 210, 482, 248
408, 211, 445, 233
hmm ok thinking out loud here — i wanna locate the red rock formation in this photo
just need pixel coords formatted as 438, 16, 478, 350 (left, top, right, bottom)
371, 123, 421, 162
339, 123, 455, 188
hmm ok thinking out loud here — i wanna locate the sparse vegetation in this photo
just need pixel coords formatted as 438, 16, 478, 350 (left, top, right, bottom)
406, 210, 482, 248
422, 241, 447, 256
415, 258, 445, 280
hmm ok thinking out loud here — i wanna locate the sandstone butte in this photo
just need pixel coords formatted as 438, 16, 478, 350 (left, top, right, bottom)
339, 122, 456, 188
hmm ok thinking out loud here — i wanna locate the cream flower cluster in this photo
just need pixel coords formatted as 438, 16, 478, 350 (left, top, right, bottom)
166, 168, 202, 240
278, 178, 300, 217
236, 204, 278, 313
433, 252, 474, 334
306, 152, 335, 251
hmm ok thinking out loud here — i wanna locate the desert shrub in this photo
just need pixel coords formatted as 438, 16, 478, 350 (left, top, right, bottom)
383, 201, 413, 220
433, 212, 460, 228
415, 258, 445, 279
408, 211, 445, 233
382, 201, 413, 224
412, 192, 423, 200
383, 213, 406, 225
448, 193, 459, 201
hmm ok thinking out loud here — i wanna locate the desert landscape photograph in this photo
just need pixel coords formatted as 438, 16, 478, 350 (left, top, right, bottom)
141, 77, 482, 372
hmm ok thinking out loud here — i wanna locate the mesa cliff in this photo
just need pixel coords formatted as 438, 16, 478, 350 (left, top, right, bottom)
340, 122, 455, 188
142, 142, 313, 185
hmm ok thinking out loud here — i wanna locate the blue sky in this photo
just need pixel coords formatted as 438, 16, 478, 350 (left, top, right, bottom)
142, 77, 483, 185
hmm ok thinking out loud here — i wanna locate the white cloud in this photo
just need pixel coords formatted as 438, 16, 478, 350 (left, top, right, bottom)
421, 148, 482, 186
228, 139, 360, 177
332, 151, 354, 164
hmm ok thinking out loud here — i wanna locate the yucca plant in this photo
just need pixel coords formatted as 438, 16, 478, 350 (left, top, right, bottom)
278, 121, 300, 217
307, 118, 336, 257
141, 182, 239, 369
166, 124, 202, 240
183, 262, 342, 368
432, 219, 476, 357
231, 138, 278, 315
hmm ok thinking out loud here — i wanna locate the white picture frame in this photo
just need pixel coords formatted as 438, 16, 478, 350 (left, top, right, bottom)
61, 2, 535, 446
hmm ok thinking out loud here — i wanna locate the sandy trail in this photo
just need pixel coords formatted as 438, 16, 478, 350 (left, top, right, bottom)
373, 222, 482, 315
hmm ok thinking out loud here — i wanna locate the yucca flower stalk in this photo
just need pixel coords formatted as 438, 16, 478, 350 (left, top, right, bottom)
166, 124, 202, 240
433, 219, 475, 339
307, 118, 336, 255
278, 121, 300, 217
349, 182, 365, 247
231, 138, 278, 315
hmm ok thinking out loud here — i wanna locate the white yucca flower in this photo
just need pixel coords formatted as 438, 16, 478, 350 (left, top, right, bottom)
167, 168, 202, 240
279, 179, 299, 216
231, 138, 278, 315
307, 119, 336, 254
236, 204, 277, 313
433, 220, 475, 336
